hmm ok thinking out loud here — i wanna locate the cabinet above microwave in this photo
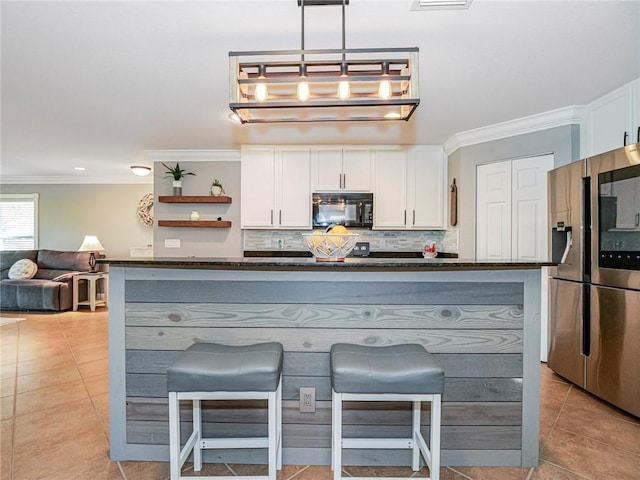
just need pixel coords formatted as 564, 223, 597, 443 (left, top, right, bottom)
310, 147, 373, 192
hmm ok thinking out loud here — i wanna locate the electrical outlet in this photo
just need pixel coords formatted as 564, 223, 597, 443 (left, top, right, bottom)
299, 387, 316, 413
164, 238, 181, 248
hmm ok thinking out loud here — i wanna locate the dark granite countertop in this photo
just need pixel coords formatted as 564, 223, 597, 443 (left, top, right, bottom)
243, 250, 459, 258
98, 256, 552, 271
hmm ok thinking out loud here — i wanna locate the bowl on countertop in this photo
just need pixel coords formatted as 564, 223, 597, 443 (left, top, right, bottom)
302, 233, 360, 262
423, 251, 438, 258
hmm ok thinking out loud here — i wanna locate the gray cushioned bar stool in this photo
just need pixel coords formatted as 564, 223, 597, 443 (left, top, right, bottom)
330, 343, 445, 480
167, 342, 284, 480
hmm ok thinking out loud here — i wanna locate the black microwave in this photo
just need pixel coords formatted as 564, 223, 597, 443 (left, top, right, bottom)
312, 192, 373, 229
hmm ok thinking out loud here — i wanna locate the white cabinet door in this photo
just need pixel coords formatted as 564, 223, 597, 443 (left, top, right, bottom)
342, 147, 373, 191
241, 146, 276, 228
311, 147, 373, 191
312, 148, 343, 191
512, 155, 553, 260
373, 148, 407, 228
583, 79, 640, 157
276, 147, 311, 229
590, 86, 634, 156
476, 161, 512, 260
476, 154, 554, 260
409, 146, 446, 229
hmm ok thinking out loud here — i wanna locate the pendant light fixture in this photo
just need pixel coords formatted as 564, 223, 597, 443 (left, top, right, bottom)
229, 0, 419, 123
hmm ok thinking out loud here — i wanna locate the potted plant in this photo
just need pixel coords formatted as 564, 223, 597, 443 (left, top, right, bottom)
210, 179, 225, 196
162, 162, 195, 196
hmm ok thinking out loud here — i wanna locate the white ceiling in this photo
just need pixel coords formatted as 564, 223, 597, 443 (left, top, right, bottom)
1, 0, 639, 183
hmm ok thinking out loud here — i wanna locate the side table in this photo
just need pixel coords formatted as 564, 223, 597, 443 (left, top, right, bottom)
73, 272, 109, 311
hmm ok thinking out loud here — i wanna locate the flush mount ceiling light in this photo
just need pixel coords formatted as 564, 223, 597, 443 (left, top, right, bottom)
229, 0, 419, 124
410, 0, 473, 10
130, 165, 152, 176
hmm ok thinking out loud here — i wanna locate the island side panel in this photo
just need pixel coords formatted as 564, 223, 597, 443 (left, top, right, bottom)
110, 267, 539, 467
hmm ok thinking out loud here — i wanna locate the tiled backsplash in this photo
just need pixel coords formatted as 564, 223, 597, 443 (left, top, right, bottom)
244, 229, 459, 253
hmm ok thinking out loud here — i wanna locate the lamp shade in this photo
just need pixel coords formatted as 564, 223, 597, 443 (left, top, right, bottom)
78, 235, 105, 252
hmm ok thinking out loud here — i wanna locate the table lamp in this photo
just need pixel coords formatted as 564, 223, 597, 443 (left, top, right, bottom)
78, 235, 105, 272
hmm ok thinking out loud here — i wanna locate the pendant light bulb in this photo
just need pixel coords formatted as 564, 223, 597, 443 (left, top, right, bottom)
297, 64, 310, 102
255, 65, 268, 103
378, 80, 392, 100
337, 63, 351, 101
378, 62, 392, 100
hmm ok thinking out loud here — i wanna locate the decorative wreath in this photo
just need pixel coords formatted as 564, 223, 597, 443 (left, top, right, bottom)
136, 193, 154, 227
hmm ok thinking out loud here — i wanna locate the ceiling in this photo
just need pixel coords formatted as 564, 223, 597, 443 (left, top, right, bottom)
1, 0, 639, 184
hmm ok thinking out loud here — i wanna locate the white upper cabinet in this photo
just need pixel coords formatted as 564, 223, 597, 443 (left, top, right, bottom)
373, 146, 446, 230
241, 146, 311, 229
277, 147, 312, 229
373, 147, 408, 228
582, 79, 640, 157
311, 147, 373, 191
409, 146, 446, 229
241, 146, 276, 228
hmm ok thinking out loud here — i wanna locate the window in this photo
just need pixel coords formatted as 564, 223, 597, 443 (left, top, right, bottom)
0, 194, 39, 250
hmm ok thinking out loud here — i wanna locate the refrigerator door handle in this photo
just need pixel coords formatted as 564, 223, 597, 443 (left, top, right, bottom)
561, 230, 572, 264
582, 283, 591, 357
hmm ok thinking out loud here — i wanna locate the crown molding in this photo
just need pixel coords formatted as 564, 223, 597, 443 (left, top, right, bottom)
443, 105, 586, 155
145, 149, 241, 162
0, 175, 154, 185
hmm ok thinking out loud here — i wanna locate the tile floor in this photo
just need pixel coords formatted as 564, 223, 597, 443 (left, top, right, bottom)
1, 310, 639, 479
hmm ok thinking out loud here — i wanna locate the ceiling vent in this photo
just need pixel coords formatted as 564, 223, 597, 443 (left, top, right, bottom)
411, 0, 473, 10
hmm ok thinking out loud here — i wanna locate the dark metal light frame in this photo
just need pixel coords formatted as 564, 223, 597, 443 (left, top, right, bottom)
228, 1, 419, 124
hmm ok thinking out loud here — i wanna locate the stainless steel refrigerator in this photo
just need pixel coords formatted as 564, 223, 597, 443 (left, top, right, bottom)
548, 143, 640, 418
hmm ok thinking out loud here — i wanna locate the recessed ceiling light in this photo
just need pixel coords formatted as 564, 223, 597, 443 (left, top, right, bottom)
74, 167, 86, 171
385, 112, 402, 119
411, 0, 472, 10
228, 112, 241, 123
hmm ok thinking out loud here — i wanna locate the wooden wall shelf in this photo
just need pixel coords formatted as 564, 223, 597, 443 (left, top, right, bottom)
158, 196, 232, 204
158, 220, 232, 228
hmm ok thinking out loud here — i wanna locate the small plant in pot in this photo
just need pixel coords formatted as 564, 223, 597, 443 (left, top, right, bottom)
162, 162, 195, 196
210, 179, 225, 196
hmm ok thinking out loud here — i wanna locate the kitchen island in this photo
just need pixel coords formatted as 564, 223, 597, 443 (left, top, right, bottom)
104, 257, 548, 468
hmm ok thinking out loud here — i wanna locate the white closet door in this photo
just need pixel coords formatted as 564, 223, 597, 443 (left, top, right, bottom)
476, 161, 512, 259
512, 154, 554, 261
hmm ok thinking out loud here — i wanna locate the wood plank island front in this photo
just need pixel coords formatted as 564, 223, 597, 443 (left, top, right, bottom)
104, 257, 548, 468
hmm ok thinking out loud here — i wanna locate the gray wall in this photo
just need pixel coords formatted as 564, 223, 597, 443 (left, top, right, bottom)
153, 160, 242, 257
453, 124, 581, 258
0, 184, 152, 256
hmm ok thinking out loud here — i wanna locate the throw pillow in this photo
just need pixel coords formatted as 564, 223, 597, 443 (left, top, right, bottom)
8, 259, 38, 279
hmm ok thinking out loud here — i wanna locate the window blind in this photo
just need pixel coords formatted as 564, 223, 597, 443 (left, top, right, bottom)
0, 194, 39, 250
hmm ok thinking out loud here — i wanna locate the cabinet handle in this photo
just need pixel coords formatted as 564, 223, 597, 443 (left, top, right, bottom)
270, 209, 273, 225
623, 131, 629, 146
637, 126, 639, 143
339, 173, 342, 189
413, 210, 416, 226
404, 210, 407, 225
343, 173, 346, 189
636, 213, 639, 228
279, 210, 282, 225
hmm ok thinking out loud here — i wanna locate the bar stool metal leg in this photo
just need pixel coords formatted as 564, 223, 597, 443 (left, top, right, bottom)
193, 399, 202, 472
430, 395, 442, 480
168, 392, 181, 480
412, 400, 421, 471
332, 390, 343, 480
